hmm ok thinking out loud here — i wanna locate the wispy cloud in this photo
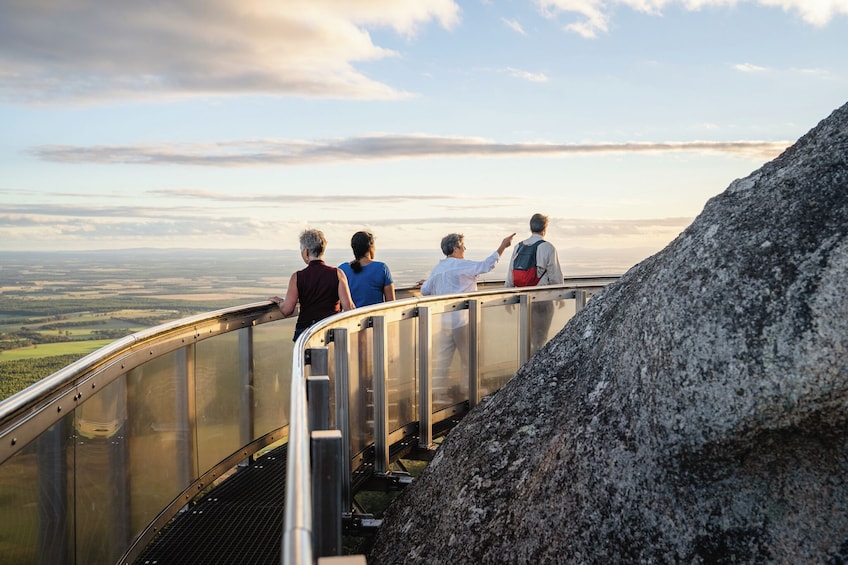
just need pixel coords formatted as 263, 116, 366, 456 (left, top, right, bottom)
29, 135, 791, 167
147, 189, 451, 204
0, 207, 691, 248
502, 17, 527, 35
0, 0, 460, 104
734, 63, 768, 73
538, 0, 848, 38
503, 67, 549, 82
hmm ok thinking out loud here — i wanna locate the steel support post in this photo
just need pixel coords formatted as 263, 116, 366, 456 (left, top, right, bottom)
238, 326, 255, 455
332, 329, 352, 511
417, 306, 433, 448
311, 429, 343, 558
307, 347, 330, 377
372, 315, 390, 475
467, 299, 480, 408
575, 290, 587, 311
307, 376, 331, 432
518, 294, 531, 366
176, 345, 197, 486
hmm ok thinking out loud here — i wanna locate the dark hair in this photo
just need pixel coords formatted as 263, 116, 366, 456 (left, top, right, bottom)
349, 231, 375, 274
440, 233, 463, 256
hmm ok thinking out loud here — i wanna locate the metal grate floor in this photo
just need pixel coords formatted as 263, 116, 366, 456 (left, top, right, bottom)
135, 445, 287, 565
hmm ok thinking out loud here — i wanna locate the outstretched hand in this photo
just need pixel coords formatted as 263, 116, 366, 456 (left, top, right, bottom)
497, 233, 517, 255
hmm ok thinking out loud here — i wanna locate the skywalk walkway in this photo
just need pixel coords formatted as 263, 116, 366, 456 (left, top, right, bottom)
0, 277, 617, 564
136, 444, 288, 565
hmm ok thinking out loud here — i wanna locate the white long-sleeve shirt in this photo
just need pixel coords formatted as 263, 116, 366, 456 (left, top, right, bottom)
420, 251, 500, 328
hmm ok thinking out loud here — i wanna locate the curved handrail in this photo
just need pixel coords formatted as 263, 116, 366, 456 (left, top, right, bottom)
0, 276, 619, 565
0, 300, 293, 565
282, 277, 619, 563
0, 301, 283, 465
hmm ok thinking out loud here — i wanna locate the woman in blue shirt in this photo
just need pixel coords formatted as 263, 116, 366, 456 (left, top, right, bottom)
339, 231, 396, 306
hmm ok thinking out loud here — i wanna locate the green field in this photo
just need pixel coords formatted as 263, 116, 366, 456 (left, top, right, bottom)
0, 250, 270, 400
0, 340, 115, 362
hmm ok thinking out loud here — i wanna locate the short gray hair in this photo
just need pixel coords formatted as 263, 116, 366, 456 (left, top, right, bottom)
299, 229, 326, 258
530, 213, 548, 234
440, 233, 463, 256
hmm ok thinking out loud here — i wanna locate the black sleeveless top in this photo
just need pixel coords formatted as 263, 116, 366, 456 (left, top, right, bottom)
295, 260, 340, 329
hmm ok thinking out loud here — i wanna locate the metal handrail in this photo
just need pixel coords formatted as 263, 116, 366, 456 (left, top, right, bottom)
0, 276, 618, 564
281, 277, 619, 563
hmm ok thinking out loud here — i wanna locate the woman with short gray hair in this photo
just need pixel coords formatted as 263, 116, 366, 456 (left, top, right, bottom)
269, 229, 355, 341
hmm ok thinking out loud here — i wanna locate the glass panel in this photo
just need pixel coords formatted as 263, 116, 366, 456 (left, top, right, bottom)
0, 417, 74, 564
126, 352, 194, 535
431, 311, 468, 409
348, 327, 371, 457
479, 303, 521, 396
253, 320, 293, 439
75, 376, 130, 564
532, 298, 576, 357
388, 317, 417, 433
196, 331, 243, 471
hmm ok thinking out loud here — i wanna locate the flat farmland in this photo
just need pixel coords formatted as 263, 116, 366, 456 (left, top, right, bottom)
0, 249, 295, 398
0, 247, 439, 399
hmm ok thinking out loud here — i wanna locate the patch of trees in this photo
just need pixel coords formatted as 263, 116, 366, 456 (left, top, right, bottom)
0, 354, 81, 400
0, 296, 234, 317
40, 320, 108, 330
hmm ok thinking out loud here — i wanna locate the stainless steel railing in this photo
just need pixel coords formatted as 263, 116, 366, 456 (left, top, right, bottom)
0, 276, 618, 565
282, 277, 618, 563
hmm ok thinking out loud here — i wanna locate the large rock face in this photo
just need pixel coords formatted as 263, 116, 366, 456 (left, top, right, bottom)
369, 102, 848, 563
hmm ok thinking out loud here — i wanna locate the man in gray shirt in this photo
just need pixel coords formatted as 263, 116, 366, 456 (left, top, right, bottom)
505, 213, 564, 355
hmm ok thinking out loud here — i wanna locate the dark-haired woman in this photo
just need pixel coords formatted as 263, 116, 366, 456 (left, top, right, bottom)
339, 231, 397, 429
338, 231, 396, 306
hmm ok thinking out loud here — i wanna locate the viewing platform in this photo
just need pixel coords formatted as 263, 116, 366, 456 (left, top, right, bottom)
0, 277, 618, 564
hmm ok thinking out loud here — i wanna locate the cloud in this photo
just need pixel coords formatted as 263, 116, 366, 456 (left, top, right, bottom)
734, 63, 768, 72
503, 67, 549, 82
536, 0, 848, 38
147, 189, 451, 204
502, 17, 527, 34
28, 135, 791, 167
0, 0, 460, 104
0, 207, 691, 249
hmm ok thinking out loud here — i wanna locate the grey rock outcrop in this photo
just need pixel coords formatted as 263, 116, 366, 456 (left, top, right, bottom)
369, 102, 848, 563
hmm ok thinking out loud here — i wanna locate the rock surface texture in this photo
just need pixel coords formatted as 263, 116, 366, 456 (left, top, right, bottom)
368, 102, 848, 563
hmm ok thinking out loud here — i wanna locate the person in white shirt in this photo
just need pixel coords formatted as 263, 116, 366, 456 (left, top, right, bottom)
419, 232, 515, 404
505, 213, 564, 355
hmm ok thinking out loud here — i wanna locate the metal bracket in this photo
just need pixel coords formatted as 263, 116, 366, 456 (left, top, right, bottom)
343, 512, 384, 534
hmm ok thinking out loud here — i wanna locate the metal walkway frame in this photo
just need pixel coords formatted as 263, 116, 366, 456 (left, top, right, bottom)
0, 277, 617, 564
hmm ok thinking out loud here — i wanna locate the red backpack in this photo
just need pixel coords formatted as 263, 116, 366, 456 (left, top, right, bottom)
511, 240, 546, 287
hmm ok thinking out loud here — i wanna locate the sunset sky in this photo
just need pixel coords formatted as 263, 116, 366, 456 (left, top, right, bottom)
1, 0, 846, 273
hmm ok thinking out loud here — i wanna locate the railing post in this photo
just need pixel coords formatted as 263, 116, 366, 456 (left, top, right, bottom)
372, 316, 390, 475
518, 294, 531, 365
176, 345, 197, 486
332, 329, 352, 511
575, 290, 587, 311
239, 326, 255, 456
307, 376, 331, 432
306, 346, 329, 378
311, 429, 343, 558
468, 299, 480, 408
417, 306, 434, 448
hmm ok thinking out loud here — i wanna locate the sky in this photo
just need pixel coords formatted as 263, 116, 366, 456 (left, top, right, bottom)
1, 0, 846, 274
